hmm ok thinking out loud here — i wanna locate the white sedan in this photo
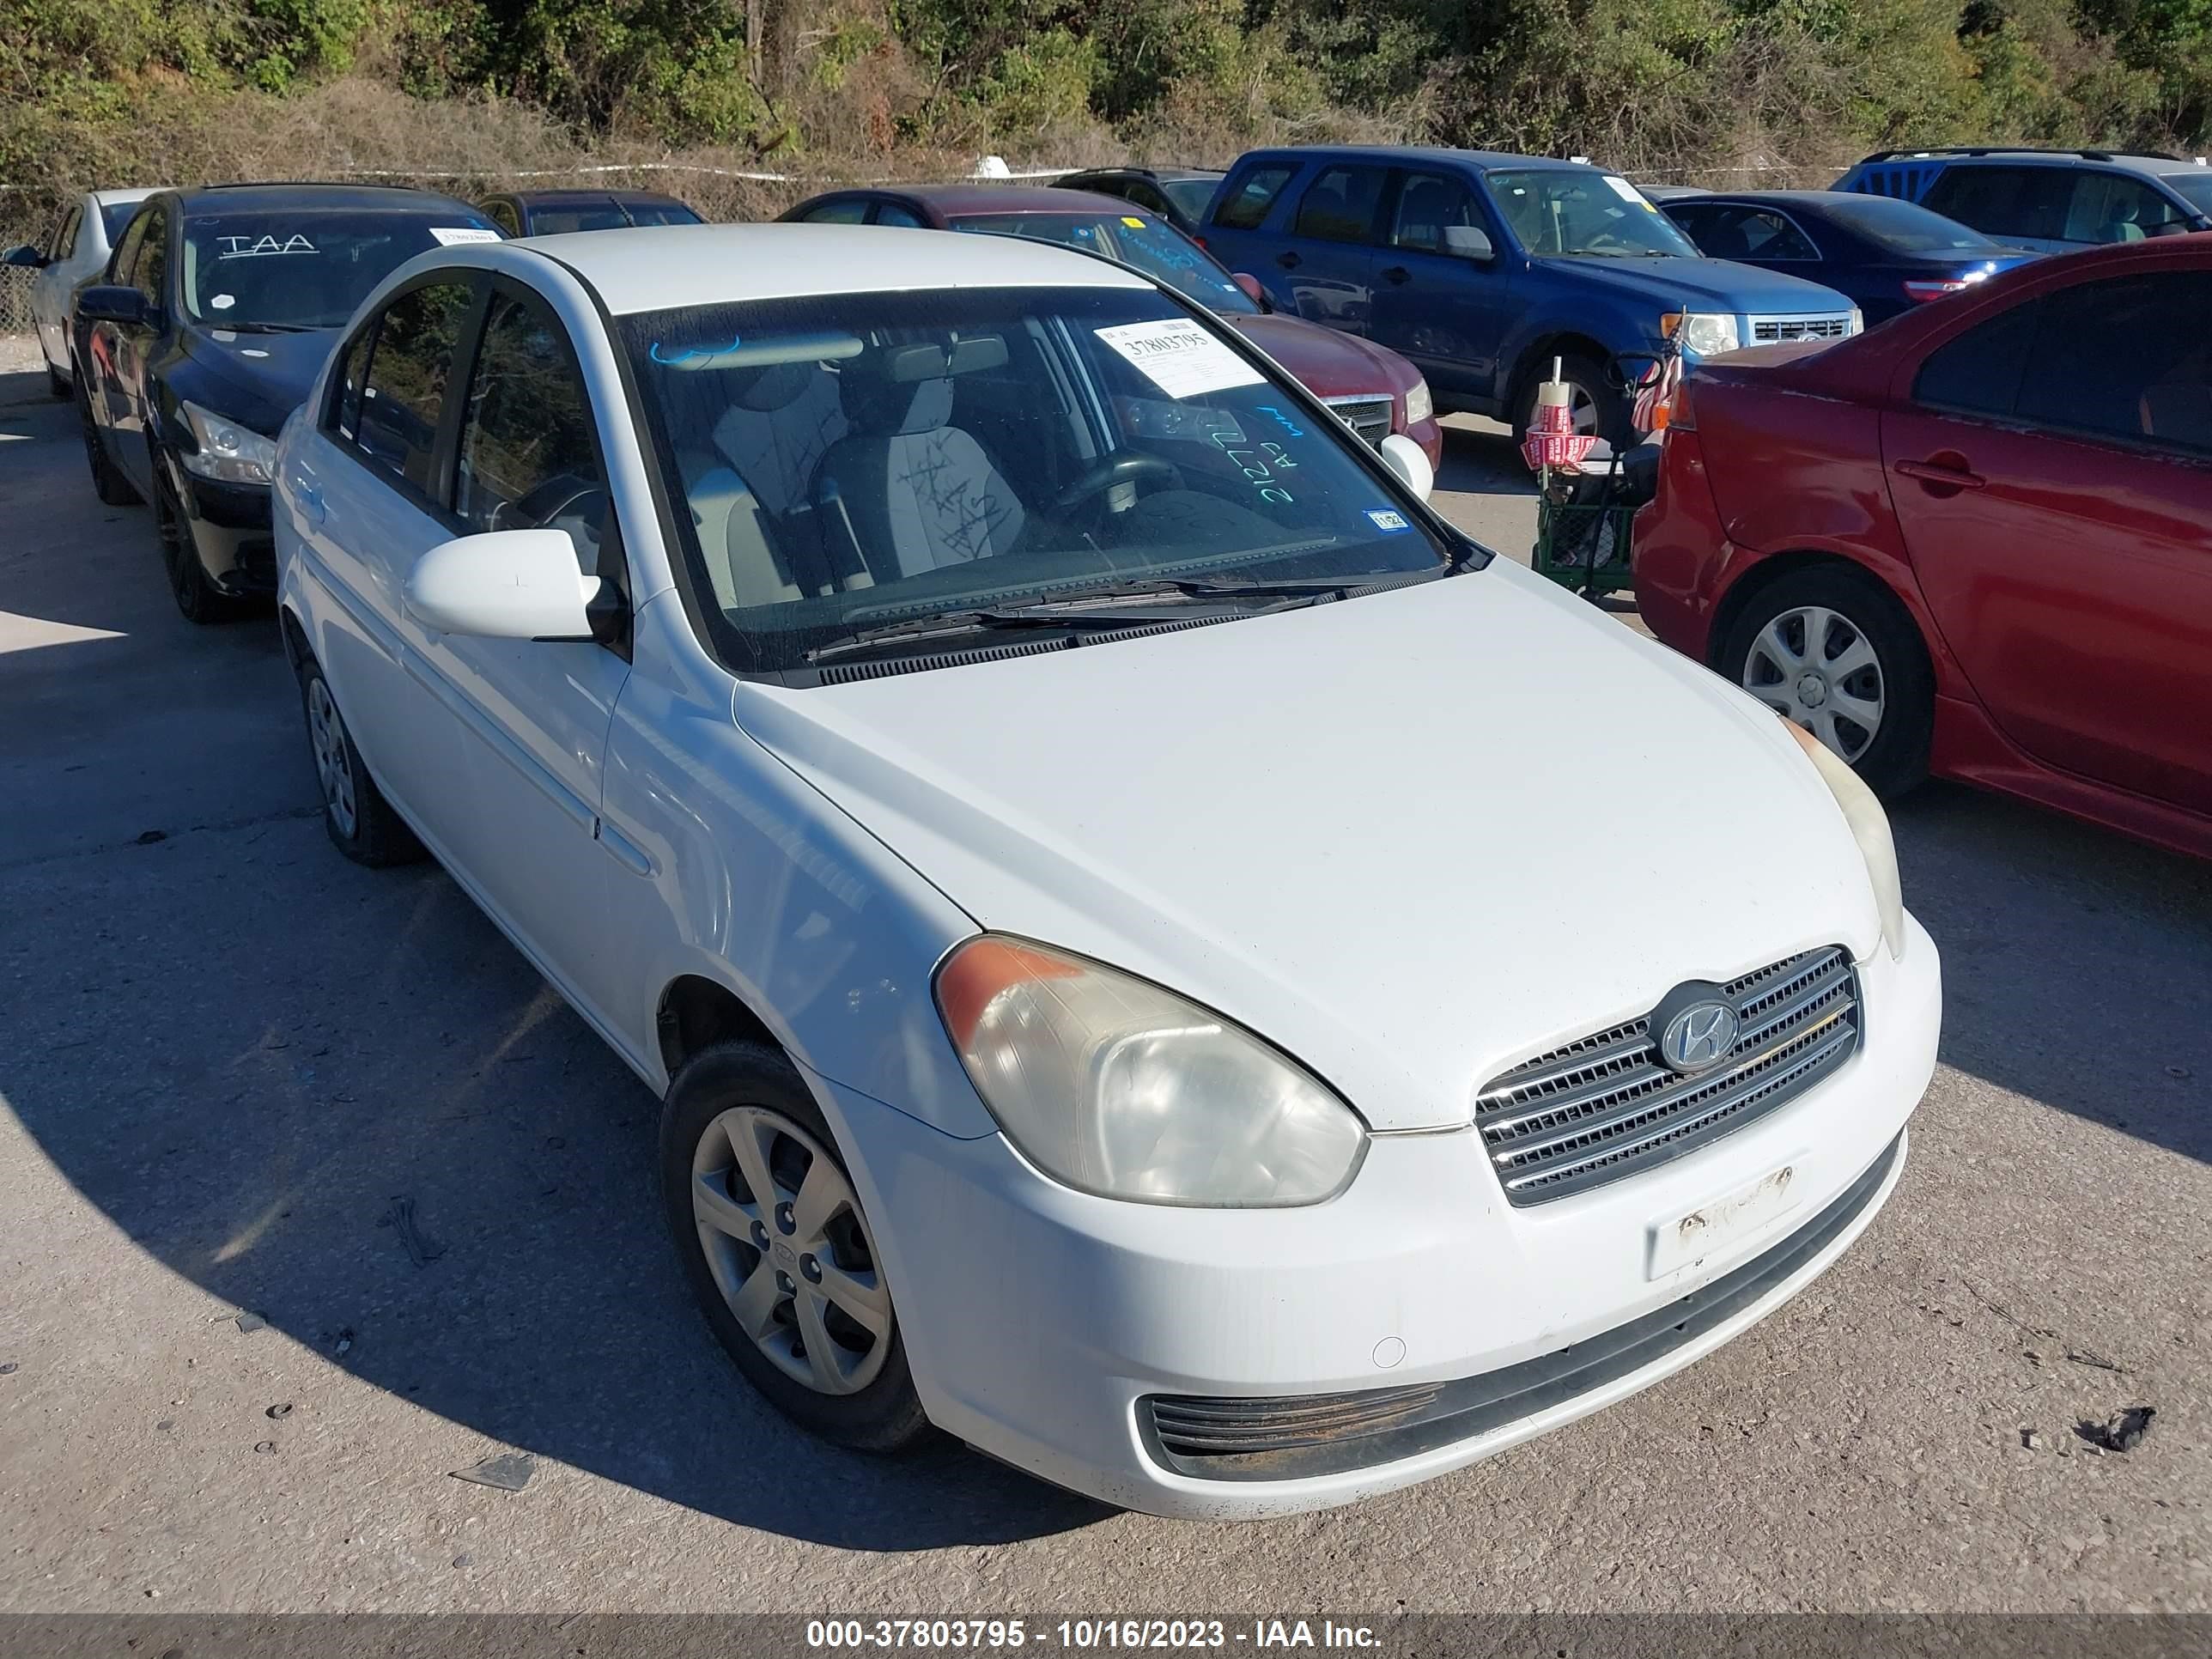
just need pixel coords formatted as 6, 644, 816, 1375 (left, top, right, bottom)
3, 185, 163, 398
272, 224, 1941, 1519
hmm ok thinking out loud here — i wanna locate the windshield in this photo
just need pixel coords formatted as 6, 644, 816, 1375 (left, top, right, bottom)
531, 199, 701, 233
100, 201, 146, 244
1489, 171, 1700, 258
951, 214, 1260, 315
1161, 177, 1224, 221
1814, 192, 2003, 253
2160, 172, 2212, 216
621, 285, 1453, 678
179, 210, 498, 329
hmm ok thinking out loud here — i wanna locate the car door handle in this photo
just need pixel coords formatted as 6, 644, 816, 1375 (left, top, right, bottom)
1275, 251, 1301, 270
1895, 457, 1984, 489
1382, 265, 1411, 285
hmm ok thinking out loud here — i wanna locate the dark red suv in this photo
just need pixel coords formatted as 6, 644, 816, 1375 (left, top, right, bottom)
1634, 237, 2212, 860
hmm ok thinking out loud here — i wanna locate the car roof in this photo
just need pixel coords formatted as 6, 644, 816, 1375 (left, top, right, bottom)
165, 183, 485, 215
1869, 149, 2191, 176
1067, 167, 1224, 183
1664, 190, 1902, 210
496, 188, 693, 209
520, 222, 1152, 314
877, 184, 1148, 216
1233, 144, 1603, 173
88, 187, 163, 208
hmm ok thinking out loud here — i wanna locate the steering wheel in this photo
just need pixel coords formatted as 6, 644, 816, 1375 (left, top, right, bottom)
1054, 453, 1182, 513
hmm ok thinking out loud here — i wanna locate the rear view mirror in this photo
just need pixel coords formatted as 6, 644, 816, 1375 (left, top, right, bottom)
1443, 225, 1494, 263
3, 243, 48, 270
1378, 433, 1434, 502
77, 284, 151, 326
404, 529, 600, 641
1231, 270, 1267, 305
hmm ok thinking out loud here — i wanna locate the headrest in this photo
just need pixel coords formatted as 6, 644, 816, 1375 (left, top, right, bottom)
732, 359, 818, 412
844, 374, 955, 435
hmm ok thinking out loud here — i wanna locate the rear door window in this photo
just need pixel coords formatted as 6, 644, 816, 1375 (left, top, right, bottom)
354, 279, 477, 495
1922, 166, 2071, 242
1212, 166, 1295, 231
2013, 272, 2212, 453
1294, 167, 1386, 242
872, 203, 926, 228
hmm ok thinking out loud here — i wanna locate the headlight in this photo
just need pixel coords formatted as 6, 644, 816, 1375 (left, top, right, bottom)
179, 399, 276, 484
934, 935, 1367, 1206
1781, 721, 1905, 960
1846, 306, 1865, 336
1669, 312, 1741, 357
1402, 378, 1433, 425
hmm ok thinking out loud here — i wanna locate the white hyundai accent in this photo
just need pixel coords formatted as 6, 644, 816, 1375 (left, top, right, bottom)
271, 225, 1941, 1520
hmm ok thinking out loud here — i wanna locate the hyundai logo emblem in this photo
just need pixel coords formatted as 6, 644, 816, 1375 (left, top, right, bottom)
1650, 982, 1741, 1076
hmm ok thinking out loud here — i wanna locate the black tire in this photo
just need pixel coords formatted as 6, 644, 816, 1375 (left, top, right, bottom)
659, 1040, 932, 1455
1715, 563, 1934, 800
46, 362, 69, 400
155, 464, 246, 625
295, 655, 426, 866
1513, 350, 1634, 449
77, 384, 141, 507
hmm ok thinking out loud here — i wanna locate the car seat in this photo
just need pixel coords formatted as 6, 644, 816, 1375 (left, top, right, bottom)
811, 340, 1024, 581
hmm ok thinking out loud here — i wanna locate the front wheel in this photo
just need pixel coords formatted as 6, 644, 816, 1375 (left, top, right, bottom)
659, 1041, 930, 1454
155, 465, 246, 625
297, 656, 425, 866
1716, 565, 1933, 799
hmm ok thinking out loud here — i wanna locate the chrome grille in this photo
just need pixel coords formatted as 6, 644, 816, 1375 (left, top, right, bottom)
1325, 395, 1393, 449
1476, 946, 1861, 1206
1751, 315, 1854, 343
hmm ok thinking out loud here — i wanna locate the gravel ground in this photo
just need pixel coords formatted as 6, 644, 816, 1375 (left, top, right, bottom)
1, 366, 2207, 1616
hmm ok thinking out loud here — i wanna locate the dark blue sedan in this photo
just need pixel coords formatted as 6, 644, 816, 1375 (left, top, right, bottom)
1659, 190, 2038, 325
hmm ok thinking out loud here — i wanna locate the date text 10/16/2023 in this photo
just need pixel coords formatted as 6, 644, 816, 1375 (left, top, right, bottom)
806, 1620, 1382, 1650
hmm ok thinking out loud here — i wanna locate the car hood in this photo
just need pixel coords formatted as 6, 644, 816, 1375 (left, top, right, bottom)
1228, 313, 1407, 398
731, 562, 1882, 1131
178, 325, 335, 434
1540, 254, 1854, 315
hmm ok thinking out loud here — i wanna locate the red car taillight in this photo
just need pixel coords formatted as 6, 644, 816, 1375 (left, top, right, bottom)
1666, 374, 1696, 432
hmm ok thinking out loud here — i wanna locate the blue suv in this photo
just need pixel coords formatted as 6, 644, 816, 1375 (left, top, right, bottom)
1832, 148, 2212, 255
1200, 146, 1862, 443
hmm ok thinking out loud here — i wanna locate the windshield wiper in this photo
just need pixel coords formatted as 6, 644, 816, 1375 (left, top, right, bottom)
210, 320, 318, 334
805, 588, 1315, 664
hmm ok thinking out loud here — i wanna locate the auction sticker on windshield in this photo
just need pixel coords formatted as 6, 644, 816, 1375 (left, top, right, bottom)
1097, 318, 1263, 399
430, 227, 501, 246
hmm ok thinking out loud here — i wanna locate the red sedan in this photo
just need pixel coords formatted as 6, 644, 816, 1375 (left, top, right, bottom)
1634, 236, 2212, 860
780, 185, 1443, 471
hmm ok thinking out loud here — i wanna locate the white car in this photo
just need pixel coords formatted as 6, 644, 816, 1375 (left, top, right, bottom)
3, 187, 163, 398
271, 225, 1942, 1519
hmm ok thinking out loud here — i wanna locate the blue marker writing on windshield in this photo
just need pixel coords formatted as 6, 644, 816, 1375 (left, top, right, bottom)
1256, 404, 1305, 439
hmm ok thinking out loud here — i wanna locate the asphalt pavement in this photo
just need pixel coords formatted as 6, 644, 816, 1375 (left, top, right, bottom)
2, 363, 2208, 1614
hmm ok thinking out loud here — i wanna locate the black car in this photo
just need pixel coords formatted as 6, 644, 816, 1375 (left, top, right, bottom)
476, 189, 702, 237
70, 183, 501, 622
1053, 167, 1224, 237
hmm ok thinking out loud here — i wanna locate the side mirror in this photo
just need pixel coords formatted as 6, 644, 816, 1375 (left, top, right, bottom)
1443, 225, 1494, 263
1231, 270, 1267, 306
78, 284, 151, 326
2, 243, 48, 270
1378, 433, 1434, 502
404, 529, 601, 641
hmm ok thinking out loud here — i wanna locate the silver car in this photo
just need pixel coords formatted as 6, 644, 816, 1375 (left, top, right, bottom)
3, 187, 164, 398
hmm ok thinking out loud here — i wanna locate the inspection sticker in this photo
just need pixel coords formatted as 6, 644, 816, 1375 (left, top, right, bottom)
1121, 216, 1147, 228
1095, 318, 1263, 399
1365, 509, 1411, 532
429, 227, 501, 246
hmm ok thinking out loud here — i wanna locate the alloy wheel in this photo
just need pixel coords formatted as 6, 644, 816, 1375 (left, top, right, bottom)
306, 677, 359, 839
1741, 603, 1886, 764
691, 1105, 892, 1396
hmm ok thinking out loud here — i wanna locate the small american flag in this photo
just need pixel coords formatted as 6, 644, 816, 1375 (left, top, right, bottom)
1632, 351, 1683, 435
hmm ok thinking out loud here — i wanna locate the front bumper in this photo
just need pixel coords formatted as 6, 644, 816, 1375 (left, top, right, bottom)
174, 466, 277, 596
815, 914, 1941, 1519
